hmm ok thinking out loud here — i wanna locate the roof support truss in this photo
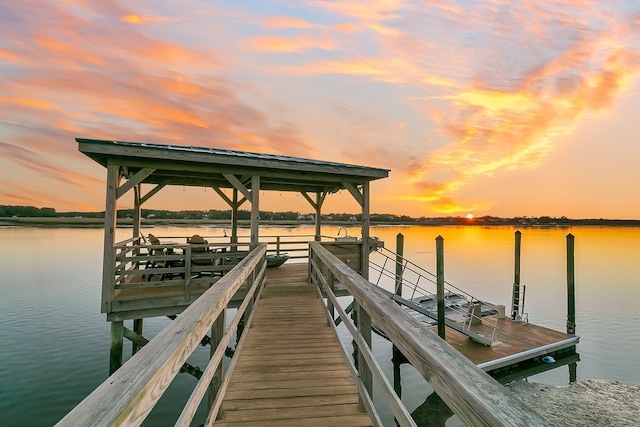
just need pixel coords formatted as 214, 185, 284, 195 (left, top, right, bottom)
116, 168, 155, 199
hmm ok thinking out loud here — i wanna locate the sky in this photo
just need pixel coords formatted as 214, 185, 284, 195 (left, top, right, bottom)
1, 1, 640, 219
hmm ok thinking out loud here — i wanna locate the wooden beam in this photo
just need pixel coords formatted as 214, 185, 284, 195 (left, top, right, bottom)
213, 187, 233, 206
140, 183, 166, 205
116, 168, 155, 199
301, 192, 317, 210
223, 174, 252, 200
344, 183, 364, 207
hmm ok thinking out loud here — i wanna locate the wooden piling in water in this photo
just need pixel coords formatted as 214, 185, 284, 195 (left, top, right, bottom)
132, 319, 143, 356
395, 233, 404, 297
512, 230, 522, 319
436, 235, 445, 340
109, 321, 124, 375
566, 233, 576, 335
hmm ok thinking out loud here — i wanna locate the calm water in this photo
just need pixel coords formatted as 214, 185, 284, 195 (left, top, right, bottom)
1, 225, 639, 425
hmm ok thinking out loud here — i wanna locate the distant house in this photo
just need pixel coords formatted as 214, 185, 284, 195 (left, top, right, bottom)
349, 216, 357, 222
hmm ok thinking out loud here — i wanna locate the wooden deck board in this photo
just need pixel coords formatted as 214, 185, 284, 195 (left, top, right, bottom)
429, 317, 576, 367
215, 264, 371, 426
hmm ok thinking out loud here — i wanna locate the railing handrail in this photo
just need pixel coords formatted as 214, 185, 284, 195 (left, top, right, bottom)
309, 242, 549, 427
57, 244, 268, 426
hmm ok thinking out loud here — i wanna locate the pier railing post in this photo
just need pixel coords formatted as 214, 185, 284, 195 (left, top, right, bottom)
512, 230, 522, 319
357, 303, 372, 411
566, 233, 576, 335
326, 267, 335, 326
208, 310, 226, 414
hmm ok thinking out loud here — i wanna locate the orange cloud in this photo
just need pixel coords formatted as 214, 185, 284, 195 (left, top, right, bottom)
246, 35, 336, 52
121, 15, 181, 24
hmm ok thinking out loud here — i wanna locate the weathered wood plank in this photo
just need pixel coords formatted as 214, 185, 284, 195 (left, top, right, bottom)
222, 403, 364, 422
214, 414, 373, 427
215, 271, 371, 426
223, 394, 359, 411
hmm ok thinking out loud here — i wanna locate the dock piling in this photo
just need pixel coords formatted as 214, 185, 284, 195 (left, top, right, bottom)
512, 230, 522, 319
436, 235, 445, 340
109, 320, 124, 375
566, 233, 576, 335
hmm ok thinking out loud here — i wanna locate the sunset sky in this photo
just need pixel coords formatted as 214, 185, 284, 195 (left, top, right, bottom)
1, 1, 640, 219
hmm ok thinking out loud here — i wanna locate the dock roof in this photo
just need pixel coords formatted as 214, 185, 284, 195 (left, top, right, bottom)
77, 138, 389, 193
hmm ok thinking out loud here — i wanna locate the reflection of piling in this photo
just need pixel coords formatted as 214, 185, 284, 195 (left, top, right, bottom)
436, 235, 445, 340
512, 230, 522, 319
566, 234, 576, 335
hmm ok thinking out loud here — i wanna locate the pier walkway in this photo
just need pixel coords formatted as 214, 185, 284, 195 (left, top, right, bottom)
215, 263, 371, 426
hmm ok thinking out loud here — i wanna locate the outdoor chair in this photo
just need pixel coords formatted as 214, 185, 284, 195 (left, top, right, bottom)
143, 234, 170, 280
187, 234, 220, 277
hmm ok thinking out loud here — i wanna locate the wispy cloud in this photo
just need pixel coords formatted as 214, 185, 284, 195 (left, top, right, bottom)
287, 0, 640, 213
246, 34, 337, 52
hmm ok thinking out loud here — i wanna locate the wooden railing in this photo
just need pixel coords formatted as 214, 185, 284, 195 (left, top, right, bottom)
308, 242, 550, 427
112, 237, 250, 291
57, 244, 268, 426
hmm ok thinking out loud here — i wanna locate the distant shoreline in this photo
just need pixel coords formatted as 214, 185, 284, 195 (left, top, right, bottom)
2, 216, 640, 228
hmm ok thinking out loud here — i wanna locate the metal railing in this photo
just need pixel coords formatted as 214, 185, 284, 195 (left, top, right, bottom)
369, 246, 499, 344
309, 242, 549, 427
57, 244, 268, 426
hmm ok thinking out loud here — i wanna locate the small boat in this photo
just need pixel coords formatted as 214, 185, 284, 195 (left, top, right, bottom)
266, 254, 289, 268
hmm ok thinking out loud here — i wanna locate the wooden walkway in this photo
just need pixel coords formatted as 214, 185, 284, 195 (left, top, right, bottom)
214, 263, 372, 427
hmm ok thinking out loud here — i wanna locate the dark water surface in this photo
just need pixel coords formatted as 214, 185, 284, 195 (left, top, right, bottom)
1, 225, 638, 425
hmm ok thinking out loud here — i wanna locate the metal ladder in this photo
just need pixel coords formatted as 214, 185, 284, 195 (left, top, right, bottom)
368, 246, 499, 346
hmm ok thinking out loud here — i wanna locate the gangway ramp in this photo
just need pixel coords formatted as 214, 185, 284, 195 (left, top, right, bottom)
214, 263, 372, 426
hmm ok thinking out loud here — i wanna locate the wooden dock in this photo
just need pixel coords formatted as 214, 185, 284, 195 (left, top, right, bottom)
214, 263, 372, 426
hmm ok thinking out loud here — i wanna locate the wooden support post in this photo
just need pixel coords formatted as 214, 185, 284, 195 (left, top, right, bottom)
512, 230, 522, 319
357, 303, 372, 411
250, 176, 260, 249
361, 182, 370, 280
109, 321, 124, 375
276, 236, 281, 256
436, 235, 445, 340
231, 189, 239, 253
569, 361, 578, 383
101, 163, 120, 314
566, 233, 576, 335
314, 192, 322, 242
133, 184, 141, 242
395, 233, 404, 297
208, 310, 226, 414
132, 319, 143, 356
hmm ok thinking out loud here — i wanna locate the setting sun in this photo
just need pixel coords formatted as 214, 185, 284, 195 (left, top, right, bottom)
466, 213, 475, 219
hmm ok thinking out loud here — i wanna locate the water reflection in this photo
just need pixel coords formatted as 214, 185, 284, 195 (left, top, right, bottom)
1, 224, 638, 426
